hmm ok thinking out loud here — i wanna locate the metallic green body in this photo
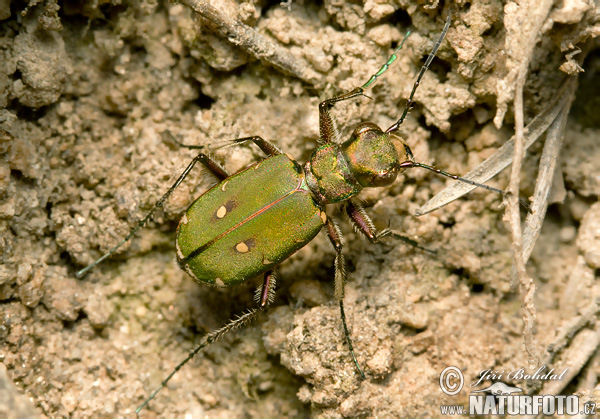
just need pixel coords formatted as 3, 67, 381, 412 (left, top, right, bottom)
176, 154, 326, 287
341, 122, 403, 188
304, 123, 407, 204
304, 143, 362, 204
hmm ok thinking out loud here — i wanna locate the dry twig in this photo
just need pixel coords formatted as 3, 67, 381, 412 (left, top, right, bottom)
179, 0, 319, 83
505, 0, 555, 369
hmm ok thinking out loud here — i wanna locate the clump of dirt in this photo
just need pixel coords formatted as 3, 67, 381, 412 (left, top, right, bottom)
1, 0, 598, 417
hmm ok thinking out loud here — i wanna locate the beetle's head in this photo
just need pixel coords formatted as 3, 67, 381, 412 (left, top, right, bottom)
341, 122, 408, 188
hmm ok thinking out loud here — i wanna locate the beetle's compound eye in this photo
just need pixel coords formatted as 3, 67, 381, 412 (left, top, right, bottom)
369, 166, 399, 187
342, 122, 400, 188
389, 133, 409, 173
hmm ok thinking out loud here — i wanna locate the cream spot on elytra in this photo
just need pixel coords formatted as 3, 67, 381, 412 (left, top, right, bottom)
216, 205, 227, 219
236, 242, 249, 253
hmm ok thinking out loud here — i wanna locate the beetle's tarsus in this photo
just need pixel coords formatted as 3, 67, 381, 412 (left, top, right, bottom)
325, 217, 365, 377
340, 300, 366, 380
360, 28, 411, 90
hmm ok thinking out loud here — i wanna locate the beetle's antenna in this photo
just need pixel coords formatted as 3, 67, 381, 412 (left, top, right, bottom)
360, 28, 411, 90
398, 160, 531, 212
386, 12, 452, 134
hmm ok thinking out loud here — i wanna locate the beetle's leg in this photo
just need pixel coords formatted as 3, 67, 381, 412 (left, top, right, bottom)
254, 270, 278, 307
229, 136, 283, 157
325, 218, 366, 379
345, 199, 435, 254
319, 88, 365, 144
325, 218, 345, 301
76, 151, 229, 278
318, 26, 414, 144
170, 130, 282, 158
162, 132, 232, 179
137, 270, 276, 414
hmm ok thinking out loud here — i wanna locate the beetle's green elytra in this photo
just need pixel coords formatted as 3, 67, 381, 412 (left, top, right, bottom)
176, 154, 325, 287
75, 12, 513, 413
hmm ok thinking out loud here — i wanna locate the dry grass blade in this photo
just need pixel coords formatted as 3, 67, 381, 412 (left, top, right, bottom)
540, 326, 600, 396
520, 38, 593, 265
520, 84, 576, 264
544, 298, 600, 366
416, 76, 578, 216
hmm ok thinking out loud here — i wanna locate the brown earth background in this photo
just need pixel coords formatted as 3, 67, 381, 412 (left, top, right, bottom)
1, 0, 599, 417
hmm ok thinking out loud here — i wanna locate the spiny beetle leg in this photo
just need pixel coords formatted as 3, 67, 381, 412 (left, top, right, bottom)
345, 199, 435, 254
325, 217, 365, 379
344, 200, 378, 243
165, 132, 282, 171
360, 30, 411, 90
339, 300, 365, 380
162, 130, 205, 151
137, 270, 277, 414
318, 19, 413, 144
230, 136, 283, 157
325, 217, 345, 300
319, 87, 365, 144
76, 149, 229, 278
193, 152, 230, 180
254, 270, 278, 307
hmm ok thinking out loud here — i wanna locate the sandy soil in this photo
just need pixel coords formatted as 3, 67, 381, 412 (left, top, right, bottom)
1, 0, 599, 417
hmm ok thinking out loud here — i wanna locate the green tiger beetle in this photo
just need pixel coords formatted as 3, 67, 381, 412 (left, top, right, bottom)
76, 12, 517, 413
